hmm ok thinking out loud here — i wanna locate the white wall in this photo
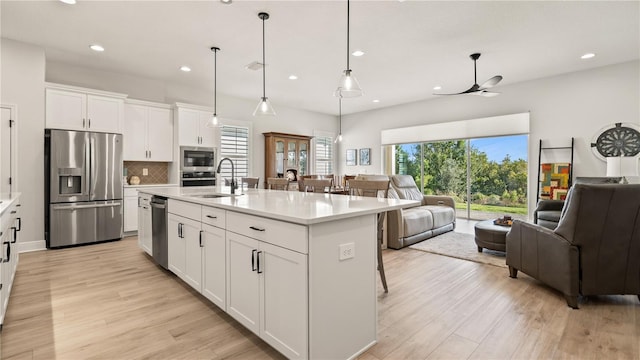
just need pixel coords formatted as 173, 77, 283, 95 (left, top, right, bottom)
338, 60, 640, 217
47, 61, 337, 182
0, 39, 45, 250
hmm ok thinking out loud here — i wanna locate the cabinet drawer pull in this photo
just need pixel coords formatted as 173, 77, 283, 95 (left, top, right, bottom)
257, 251, 263, 274
178, 223, 183, 238
10, 210, 16, 214
3, 241, 10, 263
83, 118, 86, 128
88, 118, 91, 128
249, 226, 265, 232
11, 227, 17, 243
251, 249, 257, 271
205, 215, 217, 219
17, 217, 21, 231
199, 230, 204, 247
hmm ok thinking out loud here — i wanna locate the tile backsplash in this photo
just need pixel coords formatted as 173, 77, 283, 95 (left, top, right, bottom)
124, 161, 169, 185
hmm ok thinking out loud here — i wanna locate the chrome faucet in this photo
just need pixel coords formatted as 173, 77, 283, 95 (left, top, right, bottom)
216, 157, 236, 194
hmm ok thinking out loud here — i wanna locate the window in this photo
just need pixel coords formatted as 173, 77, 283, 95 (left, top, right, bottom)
219, 125, 249, 181
314, 135, 334, 175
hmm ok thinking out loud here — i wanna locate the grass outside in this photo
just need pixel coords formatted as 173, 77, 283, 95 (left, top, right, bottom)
455, 202, 528, 215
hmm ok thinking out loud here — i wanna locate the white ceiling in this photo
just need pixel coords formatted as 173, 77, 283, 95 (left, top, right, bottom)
1, 1, 639, 116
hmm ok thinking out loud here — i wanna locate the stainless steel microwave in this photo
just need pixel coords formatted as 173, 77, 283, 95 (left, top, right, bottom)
180, 146, 216, 172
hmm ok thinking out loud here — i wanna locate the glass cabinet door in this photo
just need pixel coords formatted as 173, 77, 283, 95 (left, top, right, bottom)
298, 142, 308, 176
287, 141, 297, 169
275, 139, 285, 177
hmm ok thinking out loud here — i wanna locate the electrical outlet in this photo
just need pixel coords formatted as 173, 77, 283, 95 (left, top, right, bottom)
142, 168, 148, 176
339, 243, 355, 261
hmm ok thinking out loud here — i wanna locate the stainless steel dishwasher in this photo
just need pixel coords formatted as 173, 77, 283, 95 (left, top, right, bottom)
151, 196, 168, 269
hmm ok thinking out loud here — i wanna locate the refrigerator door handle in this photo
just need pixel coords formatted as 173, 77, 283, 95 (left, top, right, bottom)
84, 139, 91, 197
51, 203, 121, 211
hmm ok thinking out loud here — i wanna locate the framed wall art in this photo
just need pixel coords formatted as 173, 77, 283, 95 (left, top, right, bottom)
360, 148, 371, 166
346, 149, 357, 166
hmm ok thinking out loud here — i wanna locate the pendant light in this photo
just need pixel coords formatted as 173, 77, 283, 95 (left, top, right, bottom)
254, 12, 276, 116
206, 46, 221, 128
334, 0, 363, 98
335, 97, 343, 143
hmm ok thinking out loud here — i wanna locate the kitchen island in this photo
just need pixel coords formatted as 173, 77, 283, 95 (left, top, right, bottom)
137, 186, 418, 360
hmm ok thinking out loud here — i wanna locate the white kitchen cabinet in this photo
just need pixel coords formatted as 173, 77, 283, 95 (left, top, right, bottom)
226, 231, 261, 334
168, 211, 203, 290
45, 84, 125, 134
124, 101, 173, 161
175, 103, 217, 148
137, 193, 152, 255
201, 223, 226, 310
225, 211, 308, 359
0, 196, 20, 327
124, 189, 139, 233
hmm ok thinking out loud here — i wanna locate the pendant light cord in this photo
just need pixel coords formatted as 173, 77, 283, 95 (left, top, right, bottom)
262, 15, 266, 98
473, 58, 477, 85
346, 0, 350, 71
213, 48, 218, 115
339, 98, 342, 133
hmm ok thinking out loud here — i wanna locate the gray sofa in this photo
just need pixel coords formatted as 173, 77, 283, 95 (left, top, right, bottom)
386, 175, 456, 249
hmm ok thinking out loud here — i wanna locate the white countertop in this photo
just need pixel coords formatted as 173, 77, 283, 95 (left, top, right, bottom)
124, 183, 178, 188
0, 192, 21, 216
138, 186, 419, 225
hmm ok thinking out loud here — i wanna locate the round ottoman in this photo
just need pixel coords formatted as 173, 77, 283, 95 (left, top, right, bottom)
474, 220, 510, 252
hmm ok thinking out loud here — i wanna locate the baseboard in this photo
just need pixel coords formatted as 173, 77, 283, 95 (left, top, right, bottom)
18, 240, 46, 253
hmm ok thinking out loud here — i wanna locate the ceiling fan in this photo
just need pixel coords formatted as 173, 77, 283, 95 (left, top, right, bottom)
435, 53, 502, 97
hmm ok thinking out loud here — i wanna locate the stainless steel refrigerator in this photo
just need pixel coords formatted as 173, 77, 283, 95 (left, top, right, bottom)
45, 129, 123, 248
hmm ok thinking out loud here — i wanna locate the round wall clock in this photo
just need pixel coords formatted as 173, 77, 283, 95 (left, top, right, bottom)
590, 122, 640, 161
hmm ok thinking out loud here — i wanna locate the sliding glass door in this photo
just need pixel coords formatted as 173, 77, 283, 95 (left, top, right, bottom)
392, 135, 528, 221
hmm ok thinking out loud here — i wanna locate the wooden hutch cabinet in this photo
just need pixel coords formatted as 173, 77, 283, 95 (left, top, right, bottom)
263, 132, 312, 188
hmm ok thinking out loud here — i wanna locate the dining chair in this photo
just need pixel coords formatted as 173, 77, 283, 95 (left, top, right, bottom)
241, 177, 260, 189
348, 179, 391, 293
343, 175, 356, 189
303, 178, 333, 193
267, 177, 289, 190
297, 175, 313, 192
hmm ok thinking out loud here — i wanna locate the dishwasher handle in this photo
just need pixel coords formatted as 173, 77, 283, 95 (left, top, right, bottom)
150, 202, 166, 210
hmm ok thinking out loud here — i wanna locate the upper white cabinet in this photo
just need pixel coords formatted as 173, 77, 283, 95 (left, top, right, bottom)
174, 103, 218, 148
45, 83, 126, 134
124, 100, 173, 161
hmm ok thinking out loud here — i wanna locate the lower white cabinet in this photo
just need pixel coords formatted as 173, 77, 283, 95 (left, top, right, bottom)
201, 223, 226, 309
1, 197, 21, 327
137, 194, 152, 256
124, 188, 139, 233
168, 213, 201, 288
226, 214, 308, 359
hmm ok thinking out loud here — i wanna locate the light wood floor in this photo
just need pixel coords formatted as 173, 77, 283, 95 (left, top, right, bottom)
2, 236, 639, 359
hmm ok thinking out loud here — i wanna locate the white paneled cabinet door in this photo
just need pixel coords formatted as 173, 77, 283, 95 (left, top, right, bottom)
124, 196, 139, 232
202, 223, 226, 310
86, 95, 122, 133
138, 202, 152, 256
259, 242, 308, 359
183, 218, 203, 292
123, 104, 148, 161
147, 107, 173, 161
168, 214, 186, 279
178, 108, 200, 147
45, 89, 86, 131
198, 112, 216, 148
226, 232, 260, 335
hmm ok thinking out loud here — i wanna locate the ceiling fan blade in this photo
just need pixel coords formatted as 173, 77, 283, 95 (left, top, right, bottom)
475, 90, 500, 97
480, 75, 502, 89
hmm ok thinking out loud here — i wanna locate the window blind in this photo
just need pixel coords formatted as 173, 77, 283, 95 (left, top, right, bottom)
315, 136, 333, 175
219, 125, 249, 181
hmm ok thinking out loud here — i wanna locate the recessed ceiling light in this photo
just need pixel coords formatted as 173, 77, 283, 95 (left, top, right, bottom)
352, 50, 365, 57
433, 86, 442, 90
288, 75, 298, 80
180, 66, 191, 72
59, 0, 76, 4
372, 99, 380, 103
220, 0, 232, 3
581, 53, 596, 59
89, 44, 104, 52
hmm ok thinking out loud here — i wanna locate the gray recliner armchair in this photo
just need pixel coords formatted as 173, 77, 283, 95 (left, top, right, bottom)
507, 184, 640, 308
